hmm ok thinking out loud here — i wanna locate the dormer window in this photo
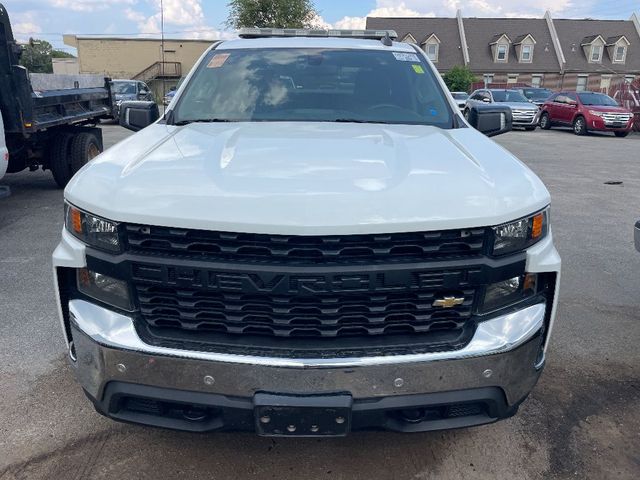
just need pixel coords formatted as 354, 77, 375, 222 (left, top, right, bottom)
402, 33, 417, 44
497, 44, 508, 61
606, 36, 630, 64
421, 33, 440, 63
581, 35, 605, 64
489, 33, 511, 63
514, 34, 536, 63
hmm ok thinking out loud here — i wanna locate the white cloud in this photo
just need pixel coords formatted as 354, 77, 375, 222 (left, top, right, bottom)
327, 2, 435, 31
132, 0, 233, 40
49, 0, 136, 13
11, 12, 43, 41
375, 0, 575, 17
124, 7, 146, 23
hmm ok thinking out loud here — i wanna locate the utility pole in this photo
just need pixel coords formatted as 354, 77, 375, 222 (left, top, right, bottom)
160, 0, 165, 102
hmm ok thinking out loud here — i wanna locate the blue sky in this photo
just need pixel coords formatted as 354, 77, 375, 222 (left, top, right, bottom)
5, 0, 640, 53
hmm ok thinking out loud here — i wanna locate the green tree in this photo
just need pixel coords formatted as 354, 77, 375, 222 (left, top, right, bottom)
442, 65, 477, 93
19, 38, 74, 73
226, 0, 319, 29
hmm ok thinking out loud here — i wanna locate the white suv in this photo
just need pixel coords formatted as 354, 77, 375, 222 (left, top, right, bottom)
53, 29, 560, 436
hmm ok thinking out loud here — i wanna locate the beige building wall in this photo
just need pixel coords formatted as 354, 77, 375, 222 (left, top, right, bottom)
63, 36, 213, 79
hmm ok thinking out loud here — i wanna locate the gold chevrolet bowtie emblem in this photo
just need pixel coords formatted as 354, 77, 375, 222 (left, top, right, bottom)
433, 296, 465, 308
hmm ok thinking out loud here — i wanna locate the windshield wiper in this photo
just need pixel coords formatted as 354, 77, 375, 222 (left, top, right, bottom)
332, 118, 391, 124
173, 118, 235, 126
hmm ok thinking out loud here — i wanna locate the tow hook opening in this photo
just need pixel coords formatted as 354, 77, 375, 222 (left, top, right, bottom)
393, 402, 488, 426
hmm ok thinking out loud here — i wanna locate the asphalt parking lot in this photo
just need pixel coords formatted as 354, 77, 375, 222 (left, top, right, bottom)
0, 126, 639, 480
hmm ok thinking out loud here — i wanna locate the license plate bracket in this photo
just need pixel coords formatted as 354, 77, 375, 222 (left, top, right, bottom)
254, 393, 352, 437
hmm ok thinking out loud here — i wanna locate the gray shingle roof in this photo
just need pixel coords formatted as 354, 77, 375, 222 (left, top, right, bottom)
365, 17, 464, 70
605, 35, 626, 44
463, 18, 561, 72
554, 19, 640, 73
581, 34, 601, 45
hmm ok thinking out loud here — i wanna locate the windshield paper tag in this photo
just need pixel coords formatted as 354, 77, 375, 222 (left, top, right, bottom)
207, 53, 230, 68
412, 64, 425, 74
393, 52, 420, 62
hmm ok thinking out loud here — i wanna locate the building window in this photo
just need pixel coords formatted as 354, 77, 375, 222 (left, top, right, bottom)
521, 44, 532, 62
426, 43, 439, 62
600, 75, 612, 92
625, 75, 636, 84
531, 75, 543, 88
614, 45, 626, 63
590, 45, 602, 63
496, 44, 508, 62
507, 74, 519, 84
576, 75, 588, 92
483, 74, 494, 86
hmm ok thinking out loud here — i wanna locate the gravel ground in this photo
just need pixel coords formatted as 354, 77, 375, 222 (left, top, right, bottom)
0, 126, 638, 480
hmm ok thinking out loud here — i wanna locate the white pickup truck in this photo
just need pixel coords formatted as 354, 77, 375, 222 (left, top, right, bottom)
0, 109, 7, 181
53, 29, 561, 436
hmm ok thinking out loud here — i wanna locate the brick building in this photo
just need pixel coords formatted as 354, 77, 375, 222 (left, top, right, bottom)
366, 11, 640, 92
62, 36, 213, 96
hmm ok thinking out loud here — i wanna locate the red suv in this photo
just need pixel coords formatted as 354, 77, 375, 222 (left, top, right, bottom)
539, 91, 634, 137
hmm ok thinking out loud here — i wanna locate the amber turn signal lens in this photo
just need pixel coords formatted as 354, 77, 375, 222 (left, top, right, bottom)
531, 213, 544, 239
70, 207, 83, 234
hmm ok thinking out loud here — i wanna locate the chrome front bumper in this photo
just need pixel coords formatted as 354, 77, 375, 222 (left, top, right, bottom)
69, 299, 547, 407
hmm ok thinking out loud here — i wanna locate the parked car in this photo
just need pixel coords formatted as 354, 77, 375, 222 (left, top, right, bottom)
0, 108, 8, 181
53, 29, 560, 436
465, 89, 539, 130
513, 87, 554, 107
111, 79, 154, 120
539, 91, 634, 137
450, 91, 469, 110
163, 87, 176, 106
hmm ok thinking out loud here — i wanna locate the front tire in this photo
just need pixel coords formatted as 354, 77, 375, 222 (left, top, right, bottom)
614, 131, 629, 138
539, 112, 551, 130
573, 116, 587, 136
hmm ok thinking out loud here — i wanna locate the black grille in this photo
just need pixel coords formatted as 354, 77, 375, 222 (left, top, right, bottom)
124, 224, 487, 264
131, 261, 478, 342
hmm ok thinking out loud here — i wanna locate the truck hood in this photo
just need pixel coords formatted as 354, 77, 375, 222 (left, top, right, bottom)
583, 105, 631, 113
66, 122, 550, 235
499, 102, 539, 110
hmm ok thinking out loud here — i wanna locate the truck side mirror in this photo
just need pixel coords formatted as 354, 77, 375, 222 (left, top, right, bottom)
119, 101, 159, 132
466, 104, 512, 137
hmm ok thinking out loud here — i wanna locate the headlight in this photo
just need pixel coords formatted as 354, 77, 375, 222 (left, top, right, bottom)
77, 268, 133, 311
491, 209, 548, 256
481, 273, 538, 313
588, 110, 604, 117
65, 203, 121, 252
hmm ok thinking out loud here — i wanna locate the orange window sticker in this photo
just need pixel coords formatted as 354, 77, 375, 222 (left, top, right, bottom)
207, 53, 230, 68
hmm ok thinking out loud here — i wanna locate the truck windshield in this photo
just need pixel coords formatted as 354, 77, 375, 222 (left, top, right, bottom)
172, 48, 453, 127
112, 82, 136, 94
577, 92, 619, 106
491, 91, 529, 103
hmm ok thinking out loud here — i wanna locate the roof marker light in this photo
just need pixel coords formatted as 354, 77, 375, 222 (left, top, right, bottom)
238, 28, 398, 41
